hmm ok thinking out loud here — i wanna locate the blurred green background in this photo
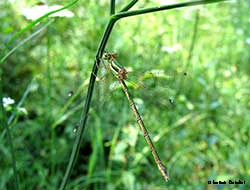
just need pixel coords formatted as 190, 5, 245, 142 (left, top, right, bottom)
1, 0, 250, 189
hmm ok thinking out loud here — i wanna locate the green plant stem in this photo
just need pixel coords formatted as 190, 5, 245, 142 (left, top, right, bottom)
59, 19, 117, 190
0, 78, 36, 141
0, 20, 53, 65
46, 24, 56, 177
110, 0, 116, 15
187, 10, 200, 68
120, 0, 138, 12
114, 0, 230, 20
51, 82, 86, 129
7, 79, 35, 125
5, 117, 19, 190
176, 10, 200, 96
0, 63, 19, 189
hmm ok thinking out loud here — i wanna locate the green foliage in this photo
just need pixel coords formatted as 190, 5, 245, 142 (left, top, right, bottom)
1, 0, 250, 190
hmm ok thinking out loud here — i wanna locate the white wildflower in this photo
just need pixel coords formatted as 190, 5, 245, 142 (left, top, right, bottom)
2, 97, 15, 107
21, 4, 74, 20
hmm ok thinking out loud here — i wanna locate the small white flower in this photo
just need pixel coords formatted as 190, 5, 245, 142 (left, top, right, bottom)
21, 4, 74, 20
2, 97, 15, 107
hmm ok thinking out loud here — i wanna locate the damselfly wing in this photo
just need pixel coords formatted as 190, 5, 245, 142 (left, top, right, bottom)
94, 53, 191, 109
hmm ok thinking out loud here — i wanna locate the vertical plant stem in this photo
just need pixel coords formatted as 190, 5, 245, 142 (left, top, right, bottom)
46, 25, 56, 176
187, 10, 200, 68
176, 10, 200, 96
59, 18, 117, 190
5, 116, 19, 190
0, 93, 19, 190
118, 79, 169, 181
110, 0, 116, 15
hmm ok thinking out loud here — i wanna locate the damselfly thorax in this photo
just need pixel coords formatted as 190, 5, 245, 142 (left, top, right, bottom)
102, 52, 128, 80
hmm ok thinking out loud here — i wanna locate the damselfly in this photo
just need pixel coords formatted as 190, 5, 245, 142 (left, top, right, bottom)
100, 52, 172, 181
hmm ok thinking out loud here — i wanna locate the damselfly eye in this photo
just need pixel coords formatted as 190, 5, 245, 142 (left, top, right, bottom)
103, 53, 109, 60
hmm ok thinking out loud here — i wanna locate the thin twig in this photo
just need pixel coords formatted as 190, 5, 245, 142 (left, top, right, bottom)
0, 20, 53, 64
113, 0, 230, 20
120, 0, 138, 12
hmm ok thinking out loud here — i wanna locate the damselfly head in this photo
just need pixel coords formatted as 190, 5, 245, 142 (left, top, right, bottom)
103, 52, 117, 61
